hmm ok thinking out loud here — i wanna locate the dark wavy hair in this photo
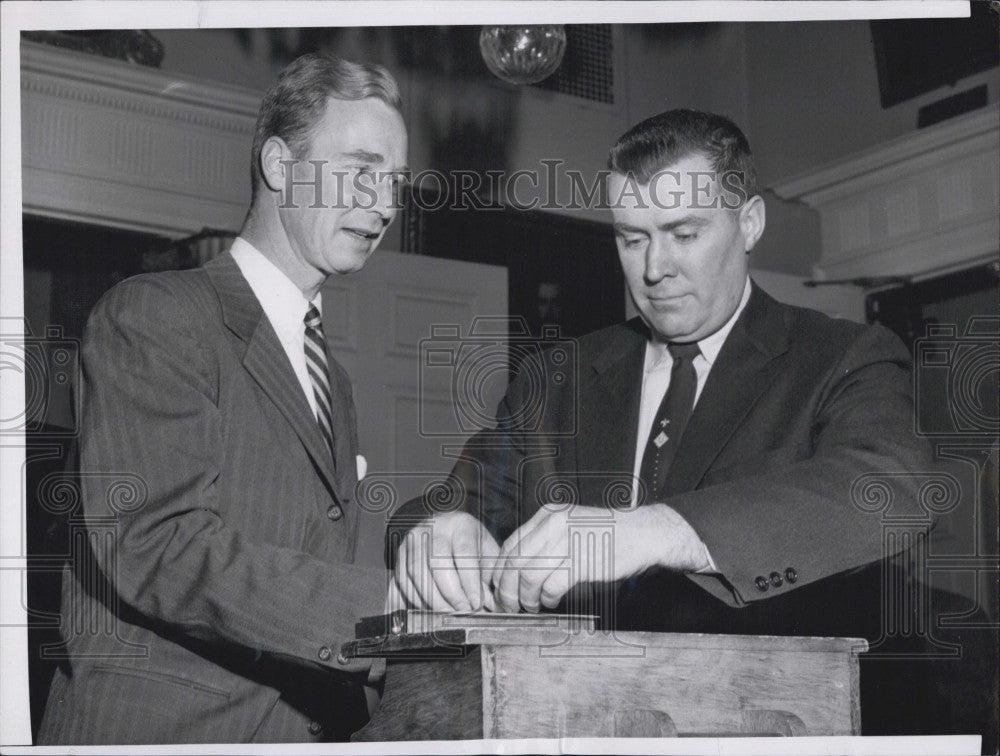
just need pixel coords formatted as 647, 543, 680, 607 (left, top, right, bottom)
249, 52, 402, 202
607, 109, 758, 204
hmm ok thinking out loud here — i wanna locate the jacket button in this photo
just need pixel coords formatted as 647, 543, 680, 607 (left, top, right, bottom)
326, 504, 343, 521
769, 571, 784, 588
785, 567, 798, 584
308, 721, 322, 736
754, 576, 769, 592
318, 646, 332, 661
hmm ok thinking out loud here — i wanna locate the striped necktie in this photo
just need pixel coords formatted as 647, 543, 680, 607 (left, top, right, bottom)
638, 341, 701, 503
304, 304, 335, 460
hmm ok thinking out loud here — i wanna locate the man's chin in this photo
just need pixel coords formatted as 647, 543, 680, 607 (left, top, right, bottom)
643, 313, 694, 343
328, 246, 376, 275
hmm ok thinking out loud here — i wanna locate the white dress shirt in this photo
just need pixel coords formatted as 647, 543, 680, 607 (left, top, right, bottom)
230, 237, 322, 421
630, 277, 753, 509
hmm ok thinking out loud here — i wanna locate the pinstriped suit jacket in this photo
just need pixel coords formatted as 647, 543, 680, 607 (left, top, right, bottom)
38, 253, 385, 744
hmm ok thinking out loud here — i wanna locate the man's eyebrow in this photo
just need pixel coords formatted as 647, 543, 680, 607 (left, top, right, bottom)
659, 216, 710, 231
613, 215, 710, 234
342, 149, 384, 164
342, 151, 409, 174
612, 223, 647, 234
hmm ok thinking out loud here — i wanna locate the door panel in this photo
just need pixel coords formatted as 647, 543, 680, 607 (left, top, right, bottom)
323, 250, 507, 568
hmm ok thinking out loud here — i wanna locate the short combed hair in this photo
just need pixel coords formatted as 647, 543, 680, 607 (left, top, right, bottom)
607, 109, 758, 203
249, 52, 402, 201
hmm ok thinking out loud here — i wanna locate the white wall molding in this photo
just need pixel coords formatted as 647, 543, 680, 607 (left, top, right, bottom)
22, 41, 262, 122
773, 108, 999, 281
21, 41, 261, 236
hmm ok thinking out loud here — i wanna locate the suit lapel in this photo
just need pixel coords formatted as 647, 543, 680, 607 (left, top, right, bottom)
664, 283, 790, 495
204, 254, 340, 498
575, 320, 647, 486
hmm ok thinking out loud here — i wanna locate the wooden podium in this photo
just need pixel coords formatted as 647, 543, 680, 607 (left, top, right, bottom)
344, 612, 867, 741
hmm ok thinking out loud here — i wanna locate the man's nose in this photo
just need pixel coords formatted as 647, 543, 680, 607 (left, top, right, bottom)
370, 176, 400, 224
644, 237, 678, 283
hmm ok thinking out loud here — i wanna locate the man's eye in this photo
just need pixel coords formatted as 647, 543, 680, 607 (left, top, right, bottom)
621, 236, 646, 249
675, 231, 698, 243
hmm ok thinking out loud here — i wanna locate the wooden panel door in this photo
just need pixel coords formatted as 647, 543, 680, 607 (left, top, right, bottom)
322, 250, 508, 568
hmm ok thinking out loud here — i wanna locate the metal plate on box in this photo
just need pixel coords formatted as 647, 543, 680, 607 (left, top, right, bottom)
355, 610, 596, 639
342, 610, 598, 660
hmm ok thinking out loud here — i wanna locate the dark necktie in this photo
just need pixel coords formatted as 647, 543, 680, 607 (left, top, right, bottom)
304, 305, 335, 461
637, 342, 701, 504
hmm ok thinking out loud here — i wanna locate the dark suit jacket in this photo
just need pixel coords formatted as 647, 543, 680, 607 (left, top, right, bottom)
393, 283, 933, 637
38, 253, 386, 744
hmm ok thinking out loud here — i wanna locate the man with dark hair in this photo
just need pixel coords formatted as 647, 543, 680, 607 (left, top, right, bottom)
390, 109, 930, 641
38, 52, 407, 744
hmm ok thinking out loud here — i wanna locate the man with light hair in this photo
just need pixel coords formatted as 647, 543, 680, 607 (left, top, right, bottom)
39, 52, 408, 744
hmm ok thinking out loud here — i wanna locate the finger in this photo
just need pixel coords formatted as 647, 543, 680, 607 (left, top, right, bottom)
385, 577, 408, 613
404, 529, 438, 610
478, 528, 501, 577
492, 534, 518, 611
539, 559, 572, 609
503, 522, 565, 613
451, 524, 484, 611
491, 508, 551, 588
426, 572, 454, 612
411, 528, 467, 611
488, 542, 510, 593
495, 540, 545, 612
392, 541, 423, 608
494, 563, 521, 613
517, 543, 562, 614
473, 531, 501, 613
518, 555, 558, 614
492, 539, 527, 611
490, 507, 555, 585
489, 533, 517, 590
479, 586, 497, 612
395, 568, 423, 609
479, 531, 502, 601
429, 552, 473, 611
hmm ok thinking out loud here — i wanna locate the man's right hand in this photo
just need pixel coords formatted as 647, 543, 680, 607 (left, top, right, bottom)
392, 511, 500, 612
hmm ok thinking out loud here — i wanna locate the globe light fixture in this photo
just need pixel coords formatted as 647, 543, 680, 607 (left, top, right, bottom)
479, 25, 567, 85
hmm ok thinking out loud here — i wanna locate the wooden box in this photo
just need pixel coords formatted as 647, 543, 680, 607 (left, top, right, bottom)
344, 613, 867, 740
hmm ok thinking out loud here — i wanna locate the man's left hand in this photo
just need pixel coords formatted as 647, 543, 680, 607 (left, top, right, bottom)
490, 502, 712, 613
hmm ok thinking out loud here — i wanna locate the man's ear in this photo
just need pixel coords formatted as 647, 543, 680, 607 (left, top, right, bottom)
259, 136, 292, 194
739, 194, 766, 253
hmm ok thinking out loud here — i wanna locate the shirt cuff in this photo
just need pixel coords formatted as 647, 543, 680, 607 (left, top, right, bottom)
695, 543, 718, 574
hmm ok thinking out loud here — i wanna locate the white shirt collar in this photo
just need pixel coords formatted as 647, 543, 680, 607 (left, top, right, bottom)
645, 277, 753, 371
229, 237, 321, 337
